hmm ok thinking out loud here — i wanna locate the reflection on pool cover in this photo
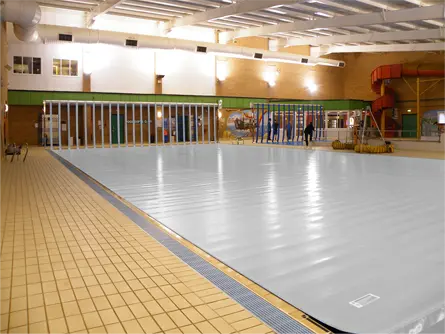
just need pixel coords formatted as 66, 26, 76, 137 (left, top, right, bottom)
57, 145, 445, 333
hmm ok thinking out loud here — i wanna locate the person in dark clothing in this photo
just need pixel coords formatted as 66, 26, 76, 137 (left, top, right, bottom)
272, 120, 279, 142
304, 122, 314, 146
267, 118, 272, 142
287, 122, 292, 142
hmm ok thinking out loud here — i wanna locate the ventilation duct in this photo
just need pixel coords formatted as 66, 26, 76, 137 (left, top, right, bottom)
40, 25, 344, 67
0, 0, 41, 42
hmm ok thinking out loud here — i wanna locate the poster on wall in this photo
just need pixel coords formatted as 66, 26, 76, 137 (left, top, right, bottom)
227, 110, 257, 138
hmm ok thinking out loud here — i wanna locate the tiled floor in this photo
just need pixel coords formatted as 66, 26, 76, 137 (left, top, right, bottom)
1, 149, 275, 334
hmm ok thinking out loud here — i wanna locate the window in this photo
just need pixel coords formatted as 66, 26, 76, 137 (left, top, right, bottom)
13, 56, 41, 74
53, 59, 78, 76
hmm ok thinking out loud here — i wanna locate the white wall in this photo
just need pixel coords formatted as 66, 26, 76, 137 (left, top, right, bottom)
89, 44, 155, 94
8, 25, 216, 95
156, 50, 216, 96
8, 41, 84, 92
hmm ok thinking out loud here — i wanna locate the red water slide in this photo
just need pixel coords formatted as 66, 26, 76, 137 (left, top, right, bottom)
371, 64, 445, 112
371, 64, 445, 136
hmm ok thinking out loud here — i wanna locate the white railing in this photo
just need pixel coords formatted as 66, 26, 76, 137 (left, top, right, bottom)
325, 128, 354, 142
43, 101, 219, 150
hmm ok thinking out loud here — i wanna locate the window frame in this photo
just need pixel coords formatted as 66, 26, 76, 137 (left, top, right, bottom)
12, 56, 42, 75
52, 58, 79, 77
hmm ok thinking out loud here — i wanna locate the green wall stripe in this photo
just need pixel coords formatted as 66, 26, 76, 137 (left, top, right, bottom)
8, 90, 368, 110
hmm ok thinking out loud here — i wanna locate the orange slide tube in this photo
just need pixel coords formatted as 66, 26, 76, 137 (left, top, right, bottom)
370, 64, 444, 138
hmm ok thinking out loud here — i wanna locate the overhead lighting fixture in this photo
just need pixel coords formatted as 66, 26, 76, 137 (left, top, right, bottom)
407, 109, 412, 113
314, 12, 333, 18
265, 8, 287, 15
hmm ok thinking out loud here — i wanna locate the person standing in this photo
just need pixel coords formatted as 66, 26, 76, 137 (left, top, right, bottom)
267, 118, 272, 142
287, 121, 292, 143
304, 122, 314, 147
272, 119, 279, 142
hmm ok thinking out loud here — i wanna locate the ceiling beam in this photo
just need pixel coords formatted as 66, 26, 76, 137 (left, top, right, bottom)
87, 0, 125, 27
165, 0, 299, 32
220, 4, 445, 41
286, 28, 445, 46
311, 42, 445, 56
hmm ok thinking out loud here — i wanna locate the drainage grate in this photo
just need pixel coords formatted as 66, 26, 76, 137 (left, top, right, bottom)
52, 152, 315, 334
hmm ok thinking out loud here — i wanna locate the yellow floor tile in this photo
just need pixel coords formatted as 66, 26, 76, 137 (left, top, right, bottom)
153, 313, 176, 331
1, 149, 277, 334
137, 316, 161, 333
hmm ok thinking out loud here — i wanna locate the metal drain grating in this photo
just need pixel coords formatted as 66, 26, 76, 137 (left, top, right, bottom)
52, 152, 315, 334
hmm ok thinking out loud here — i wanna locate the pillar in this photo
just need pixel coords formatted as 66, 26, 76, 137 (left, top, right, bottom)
83, 74, 92, 147
155, 75, 163, 95
1, 22, 8, 158
416, 77, 420, 139
83, 73, 91, 92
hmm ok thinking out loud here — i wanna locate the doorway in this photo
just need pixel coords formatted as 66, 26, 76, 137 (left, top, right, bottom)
111, 114, 125, 144
402, 114, 417, 138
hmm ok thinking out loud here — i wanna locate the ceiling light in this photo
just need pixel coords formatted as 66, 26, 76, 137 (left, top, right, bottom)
265, 8, 287, 15
407, 109, 412, 113
314, 12, 333, 18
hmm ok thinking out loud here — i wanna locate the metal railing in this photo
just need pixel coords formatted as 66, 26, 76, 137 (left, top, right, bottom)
324, 128, 443, 143
43, 101, 219, 150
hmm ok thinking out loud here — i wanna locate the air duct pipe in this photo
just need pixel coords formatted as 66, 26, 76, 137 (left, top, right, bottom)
0, 0, 41, 42
40, 25, 344, 67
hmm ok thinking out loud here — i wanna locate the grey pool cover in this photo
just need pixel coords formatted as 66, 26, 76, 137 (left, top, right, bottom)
57, 145, 445, 333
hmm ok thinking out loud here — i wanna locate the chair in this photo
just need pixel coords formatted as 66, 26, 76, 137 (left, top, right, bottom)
4, 143, 29, 162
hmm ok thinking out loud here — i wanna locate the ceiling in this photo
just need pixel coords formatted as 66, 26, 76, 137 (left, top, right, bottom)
36, 0, 445, 50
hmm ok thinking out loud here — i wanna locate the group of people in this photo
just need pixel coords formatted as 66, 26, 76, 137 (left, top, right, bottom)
265, 118, 314, 146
